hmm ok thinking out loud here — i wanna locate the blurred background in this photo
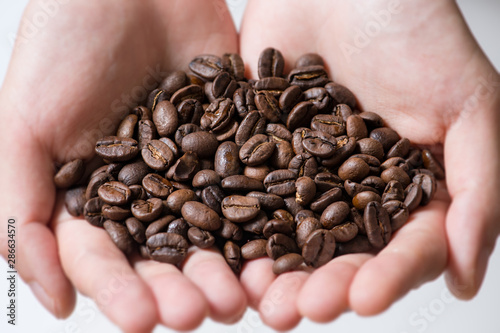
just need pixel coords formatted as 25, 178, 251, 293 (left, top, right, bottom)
1, 0, 499, 332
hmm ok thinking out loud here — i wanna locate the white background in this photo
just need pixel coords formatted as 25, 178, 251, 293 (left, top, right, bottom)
1, 0, 499, 332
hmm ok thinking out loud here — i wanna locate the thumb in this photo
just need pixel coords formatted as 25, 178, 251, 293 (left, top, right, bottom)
444, 74, 500, 299
0, 117, 76, 318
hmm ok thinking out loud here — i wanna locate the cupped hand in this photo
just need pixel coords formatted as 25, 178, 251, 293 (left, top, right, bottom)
239, 0, 500, 329
0, 0, 245, 331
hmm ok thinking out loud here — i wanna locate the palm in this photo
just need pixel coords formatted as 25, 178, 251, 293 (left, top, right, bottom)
0, 1, 243, 331
240, 0, 500, 330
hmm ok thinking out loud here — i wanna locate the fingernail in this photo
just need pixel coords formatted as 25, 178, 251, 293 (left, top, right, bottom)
28, 282, 61, 318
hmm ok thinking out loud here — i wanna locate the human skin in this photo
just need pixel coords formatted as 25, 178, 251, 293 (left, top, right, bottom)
0, 1, 247, 332
239, 0, 500, 330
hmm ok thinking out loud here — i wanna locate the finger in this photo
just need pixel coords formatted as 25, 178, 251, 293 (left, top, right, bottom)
297, 254, 372, 322
239, 257, 275, 309
182, 249, 247, 323
133, 258, 208, 331
349, 195, 449, 315
0, 137, 75, 318
444, 93, 500, 299
258, 270, 309, 331
54, 209, 158, 333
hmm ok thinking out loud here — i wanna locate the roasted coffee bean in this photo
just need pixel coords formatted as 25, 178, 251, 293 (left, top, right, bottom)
86, 171, 113, 200
321, 136, 357, 168
201, 98, 235, 132
65, 186, 87, 216
324, 82, 356, 108
387, 138, 411, 159
310, 187, 343, 213
320, 201, 351, 229
404, 182, 423, 212
224, 241, 242, 274
350, 207, 366, 235
214, 141, 240, 178
254, 77, 289, 95
344, 180, 379, 197
221, 175, 265, 192
381, 166, 411, 188
189, 54, 223, 80
131, 198, 163, 223
406, 149, 424, 168
222, 53, 245, 81
235, 111, 266, 146
338, 157, 370, 182
233, 86, 256, 118
212, 71, 238, 99
314, 172, 343, 192
83, 197, 105, 227
147, 232, 189, 265
153, 100, 178, 137
346, 115, 368, 140
383, 200, 409, 231
273, 253, 304, 275
97, 181, 131, 205
145, 215, 176, 238
263, 219, 295, 238
241, 239, 268, 260
352, 191, 382, 210
287, 101, 318, 131
361, 176, 386, 192
239, 134, 275, 166
291, 127, 310, 154
333, 104, 353, 123
264, 169, 297, 196
288, 152, 318, 178
174, 123, 201, 147
270, 141, 294, 170
295, 53, 324, 67
302, 130, 337, 158
355, 138, 385, 161
147, 89, 169, 111
116, 114, 138, 138
201, 185, 224, 214
192, 169, 220, 187
255, 91, 282, 122
336, 235, 373, 256
171, 84, 204, 105
288, 65, 328, 90
266, 233, 299, 260
188, 227, 215, 249
216, 218, 243, 241
413, 173, 436, 205
177, 99, 204, 125
381, 157, 406, 171
165, 189, 197, 215
331, 222, 359, 242
422, 149, 445, 180
241, 210, 268, 234
279, 85, 304, 113
166, 218, 189, 238
295, 176, 316, 206
104, 220, 136, 255
95, 137, 139, 162
296, 217, 321, 248
102, 204, 131, 221
181, 201, 221, 231
364, 201, 391, 249
302, 229, 335, 268
159, 70, 190, 97
221, 195, 261, 223
170, 152, 200, 182
117, 160, 150, 186
258, 47, 285, 79
142, 173, 173, 199
295, 210, 316, 227
247, 192, 285, 211
283, 196, 303, 216
142, 140, 175, 171
131, 105, 152, 121
370, 127, 400, 152
137, 120, 156, 150
351, 153, 381, 175
310, 114, 346, 137
303, 87, 332, 113
244, 165, 271, 182
272, 208, 294, 224
359, 111, 384, 129
125, 217, 146, 244
129, 185, 148, 201
266, 123, 292, 142
381, 180, 405, 203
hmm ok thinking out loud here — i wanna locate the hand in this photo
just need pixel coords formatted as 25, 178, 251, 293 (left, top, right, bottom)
239, 0, 500, 329
0, 0, 246, 331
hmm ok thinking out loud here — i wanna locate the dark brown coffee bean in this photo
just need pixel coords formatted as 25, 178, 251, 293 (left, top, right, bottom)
254, 77, 289, 96
159, 70, 190, 97
279, 85, 304, 113
295, 53, 324, 68
351, 153, 381, 175
142, 173, 173, 199
86, 171, 113, 200
214, 141, 240, 178
102, 204, 131, 221
287, 101, 318, 131
291, 127, 310, 154
216, 218, 243, 241
310, 187, 343, 213
422, 149, 445, 180
296, 217, 321, 248
269, 141, 294, 170
212, 71, 238, 99
314, 172, 343, 192
200, 98, 235, 132
147, 89, 169, 111
321, 136, 357, 168
302, 229, 336, 268
383, 200, 409, 231
241, 239, 268, 260
222, 53, 245, 81
170, 152, 200, 182
273, 253, 304, 275
387, 138, 411, 159
412, 173, 437, 205
288, 152, 318, 178
333, 104, 353, 123
181, 201, 221, 231
104, 220, 136, 255
241, 210, 268, 234
142, 140, 175, 171
117, 160, 150, 186
266, 233, 299, 260
147, 232, 189, 265
404, 183, 423, 212
258, 48, 285, 79
264, 169, 297, 196
244, 165, 271, 182
83, 197, 105, 227
352, 191, 382, 210
346, 115, 368, 140
381, 166, 411, 188
239, 134, 275, 166
65, 186, 87, 216
152, 100, 178, 137
174, 123, 201, 147
138, 120, 156, 150
221, 195, 261, 223
129, 185, 148, 201
131, 198, 163, 223
233, 86, 256, 118
320, 201, 351, 229
189, 54, 223, 80
344, 180, 379, 197
325, 82, 356, 108
165, 189, 197, 215
116, 114, 138, 138
97, 181, 131, 205
255, 91, 282, 122
131, 105, 152, 121
166, 218, 189, 239
266, 123, 292, 143
125, 217, 146, 244
338, 157, 370, 182
359, 111, 384, 129
263, 219, 295, 238
336, 235, 373, 256
381, 180, 405, 203
170, 84, 204, 105
370, 127, 400, 152
288, 65, 328, 90
188, 227, 215, 249
295, 176, 316, 206
95, 137, 139, 162
355, 138, 385, 161
224, 241, 242, 274
283, 196, 302, 216
302, 130, 337, 158
295, 210, 316, 227
331, 222, 359, 242
177, 99, 204, 125
364, 201, 391, 249
247, 192, 285, 211
201, 185, 224, 214
221, 175, 265, 192
235, 111, 266, 146
192, 170, 220, 188
310, 114, 346, 137
303, 87, 332, 113
361, 176, 386, 192
381, 157, 406, 171
145, 215, 176, 238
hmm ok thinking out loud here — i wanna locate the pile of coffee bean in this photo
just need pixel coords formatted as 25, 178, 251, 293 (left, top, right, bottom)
55, 48, 444, 275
